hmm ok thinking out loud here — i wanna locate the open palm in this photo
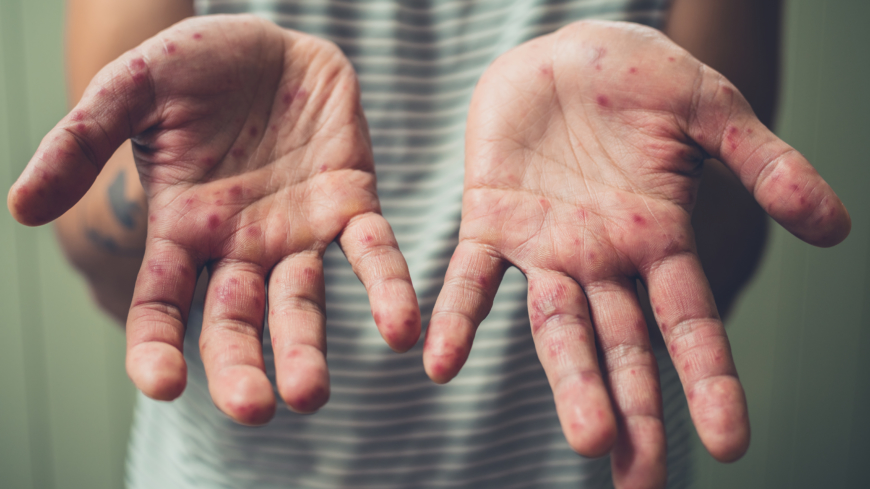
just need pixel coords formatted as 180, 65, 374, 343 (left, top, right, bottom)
9, 15, 420, 424
424, 21, 850, 488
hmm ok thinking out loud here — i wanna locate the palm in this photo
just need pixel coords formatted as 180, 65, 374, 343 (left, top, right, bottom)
424, 21, 850, 489
10, 15, 420, 424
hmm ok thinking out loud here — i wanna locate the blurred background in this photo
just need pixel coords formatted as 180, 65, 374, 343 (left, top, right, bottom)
1, 0, 868, 488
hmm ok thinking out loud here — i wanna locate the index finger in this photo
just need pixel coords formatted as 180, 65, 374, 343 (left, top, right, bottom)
642, 249, 749, 462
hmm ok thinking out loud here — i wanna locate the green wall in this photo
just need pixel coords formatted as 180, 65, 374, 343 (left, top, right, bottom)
0, 1, 867, 488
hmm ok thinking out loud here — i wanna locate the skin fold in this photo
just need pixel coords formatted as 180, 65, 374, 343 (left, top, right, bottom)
8, 2, 850, 488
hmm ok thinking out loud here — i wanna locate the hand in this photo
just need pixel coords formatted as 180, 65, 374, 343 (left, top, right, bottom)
423, 20, 849, 488
8, 15, 420, 424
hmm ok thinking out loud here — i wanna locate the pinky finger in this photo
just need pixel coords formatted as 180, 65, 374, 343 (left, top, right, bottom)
339, 212, 421, 352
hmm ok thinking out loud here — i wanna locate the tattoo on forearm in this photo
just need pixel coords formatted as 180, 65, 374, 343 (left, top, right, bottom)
82, 169, 146, 256
108, 170, 141, 229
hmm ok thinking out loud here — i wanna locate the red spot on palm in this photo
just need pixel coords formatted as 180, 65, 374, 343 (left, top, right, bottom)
192, 32, 202, 40
166, 43, 177, 55
632, 214, 646, 226
207, 214, 221, 230
246, 226, 260, 237
229, 185, 243, 197
248, 126, 258, 137
668, 56, 675, 62
231, 148, 245, 159
629, 67, 638, 74
75, 123, 86, 133
70, 110, 85, 122
596, 95, 610, 108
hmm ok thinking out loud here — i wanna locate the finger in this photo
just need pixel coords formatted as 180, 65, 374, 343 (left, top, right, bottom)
687, 74, 850, 247
586, 278, 666, 489
423, 240, 507, 383
8, 51, 157, 225
339, 212, 420, 352
268, 252, 330, 413
200, 259, 275, 425
527, 270, 617, 458
642, 251, 749, 462
126, 239, 199, 401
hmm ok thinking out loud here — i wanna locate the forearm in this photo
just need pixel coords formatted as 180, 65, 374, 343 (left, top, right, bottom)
56, 0, 194, 322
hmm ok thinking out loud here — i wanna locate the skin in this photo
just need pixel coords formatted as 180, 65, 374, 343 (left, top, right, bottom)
422, 19, 849, 489
8, 1, 849, 488
13, 15, 421, 423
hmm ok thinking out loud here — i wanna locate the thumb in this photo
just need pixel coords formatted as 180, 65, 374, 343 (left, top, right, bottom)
7, 51, 158, 226
686, 69, 850, 248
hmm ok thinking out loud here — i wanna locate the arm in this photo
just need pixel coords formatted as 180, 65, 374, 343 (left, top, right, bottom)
666, 0, 781, 318
55, 0, 194, 322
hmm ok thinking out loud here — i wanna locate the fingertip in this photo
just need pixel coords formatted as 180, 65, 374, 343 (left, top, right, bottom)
126, 342, 188, 401
276, 345, 331, 414
553, 372, 618, 458
804, 199, 851, 248
689, 376, 750, 463
211, 365, 276, 425
423, 350, 463, 385
422, 315, 474, 384
564, 410, 618, 458
373, 297, 421, 353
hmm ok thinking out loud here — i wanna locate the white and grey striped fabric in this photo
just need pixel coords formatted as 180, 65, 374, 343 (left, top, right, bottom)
126, 1, 692, 488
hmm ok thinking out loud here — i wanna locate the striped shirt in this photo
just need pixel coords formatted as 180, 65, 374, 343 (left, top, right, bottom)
126, 1, 691, 487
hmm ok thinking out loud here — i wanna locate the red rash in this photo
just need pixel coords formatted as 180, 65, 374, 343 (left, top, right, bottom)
248, 126, 258, 137
596, 95, 610, 108
70, 110, 85, 121
476, 275, 488, 288
231, 148, 245, 159
166, 43, 177, 55
726, 126, 739, 151
319, 165, 328, 173
147, 260, 166, 277
632, 214, 646, 225
668, 57, 675, 62
301, 267, 318, 283
193, 32, 202, 40
628, 67, 638, 74
130, 58, 147, 83
229, 185, 243, 197
207, 214, 221, 230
